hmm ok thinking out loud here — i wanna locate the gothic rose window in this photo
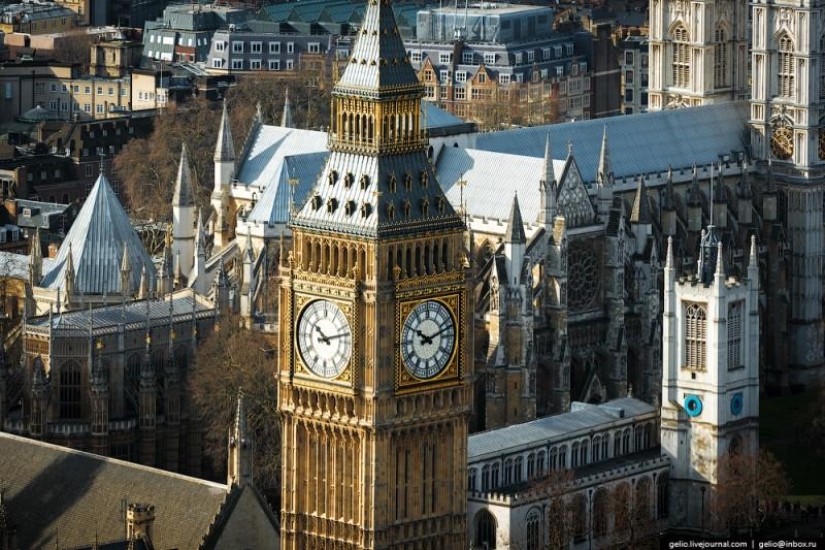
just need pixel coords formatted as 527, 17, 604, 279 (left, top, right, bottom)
567, 245, 599, 311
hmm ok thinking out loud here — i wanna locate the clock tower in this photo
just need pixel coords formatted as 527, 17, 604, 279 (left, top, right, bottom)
277, 0, 471, 548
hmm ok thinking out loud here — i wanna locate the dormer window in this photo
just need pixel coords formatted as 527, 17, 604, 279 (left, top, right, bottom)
421, 197, 429, 216
403, 198, 411, 217
360, 202, 371, 218
360, 174, 370, 189
345, 200, 356, 215
328, 170, 338, 185
344, 172, 354, 188
404, 172, 413, 191
437, 195, 446, 213
387, 202, 395, 220
326, 198, 338, 213
311, 194, 322, 210
420, 169, 429, 188
388, 173, 397, 193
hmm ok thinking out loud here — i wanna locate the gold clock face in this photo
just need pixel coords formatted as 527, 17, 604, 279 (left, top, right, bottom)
400, 299, 456, 380
771, 125, 794, 160
297, 299, 352, 378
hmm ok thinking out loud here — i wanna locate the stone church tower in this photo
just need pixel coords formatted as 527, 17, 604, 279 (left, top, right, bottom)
750, 0, 825, 379
660, 234, 760, 532
277, 0, 472, 547
648, 0, 749, 110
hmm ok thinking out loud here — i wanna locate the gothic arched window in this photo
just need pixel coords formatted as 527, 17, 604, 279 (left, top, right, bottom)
728, 301, 744, 369
59, 361, 82, 420
593, 435, 602, 461
491, 461, 500, 488
778, 34, 795, 99
504, 458, 513, 485
525, 507, 542, 550
481, 464, 490, 491
527, 452, 536, 479
514, 456, 524, 483
657, 473, 670, 518
672, 26, 691, 88
475, 509, 497, 549
593, 488, 610, 536
685, 303, 707, 369
714, 26, 728, 87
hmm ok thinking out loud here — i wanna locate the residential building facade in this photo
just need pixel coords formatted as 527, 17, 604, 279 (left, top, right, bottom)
619, 36, 649, 115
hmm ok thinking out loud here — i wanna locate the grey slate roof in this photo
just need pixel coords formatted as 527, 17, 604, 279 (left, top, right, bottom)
0, 432, 228, 550
26, 289, 213, 333
247, 152, 329, 226
475, 101, 750, 183
334, 0, 422, 96
291, 151, 463, 238
468, 397, 656, 460
235, 126, 329, 190
0, 251, 54, 280
435, 146, 566, 224
39, 174, 155, 295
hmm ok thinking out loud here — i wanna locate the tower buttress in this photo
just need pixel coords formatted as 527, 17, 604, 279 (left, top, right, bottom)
173, 144, 196, 281
213, 100, 234, 249
227, 389, 253, 487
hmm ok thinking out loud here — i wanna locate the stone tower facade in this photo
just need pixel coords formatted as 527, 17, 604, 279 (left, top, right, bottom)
277, 0, 472, 548
660, 234, 760, 532
750, 0, 825, 380
648, 0, 749, 110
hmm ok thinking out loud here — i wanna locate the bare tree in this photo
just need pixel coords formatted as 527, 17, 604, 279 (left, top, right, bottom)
187, 315, 280, 501
713, 448, 791, 536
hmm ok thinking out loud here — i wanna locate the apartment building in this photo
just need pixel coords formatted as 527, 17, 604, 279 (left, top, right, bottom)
618, 36, 649, 114
0, 3, 76, 35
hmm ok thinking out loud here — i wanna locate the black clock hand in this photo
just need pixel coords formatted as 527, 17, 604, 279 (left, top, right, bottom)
419, 325, 453, 345
325, 332, 350, 341
315, 325, 331, 345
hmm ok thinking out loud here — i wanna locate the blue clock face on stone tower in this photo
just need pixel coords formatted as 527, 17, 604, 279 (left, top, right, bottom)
684, 394, 703, 417
730, 393, 744, 416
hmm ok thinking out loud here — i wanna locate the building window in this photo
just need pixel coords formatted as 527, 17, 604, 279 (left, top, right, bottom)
594, 489, 610, 536
232, 42, 244, 53
571, 442, 580, 467
536, 450, 545, 474
84, 86, 91, 94
477, 73, 486, 83
286, 59, 294, 70
439, 52, 451, 63
602, 434, 609, 458
250, 59, 262, 70
625, 89, 634, 102
269, 41, 280, 53
232, 59, 244, 70
287, 42, 295, 54
558, 445, 567, 468
475, 510, 497, 549
593, 436, 601, 461
499, 74, 511, 85
504, 458, 513, 485
484, 52, 496, 65
549, 447, 558, 470
672, 26, 691, 89
96, 104, 104, 113
85, 164, 93, 177
728, 301, 743, 368
657, 474, 669, 518
714, 27, 729, 87
527, 453, 535, 479
514, 456, 523, 483
59, 361, 82, 419
527, 51, 535, 62
685, 303, 707, 369
468, 468, 477, 491
212, 58, 223, 69
491, 461, 500, 488
778, 34, 795, 98
83, 104, 91, 113
269, 60, 280, 70
481, 464, 490, 491
626, 70, 634, 84
439, 69, 449, 81
622, 428, 631, 454
462, 51, 473, 64
308, 42, 321, 54
525, 508, 541, 550
625, 51, 634, 64
454, 87, 466, 100
571, 494, 587, 540
251, 41, 262, 53
216, 41, 225, 52
565, 43, 574, 56
49, 100, 58, 110
455, 71, 466, 83
411, 51, 422, 63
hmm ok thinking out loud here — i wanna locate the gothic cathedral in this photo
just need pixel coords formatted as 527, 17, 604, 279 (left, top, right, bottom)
277, 0, 472, 548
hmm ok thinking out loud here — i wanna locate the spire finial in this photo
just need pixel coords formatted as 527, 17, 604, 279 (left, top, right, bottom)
715, 240, 725, 277
666, 236, 674, 269
597, 125, 613, 187
99, 152, 105, 177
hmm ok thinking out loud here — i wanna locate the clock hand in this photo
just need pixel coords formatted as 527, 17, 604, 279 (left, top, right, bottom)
325, 331, 350, 341
418, 326, 452, 345
315, 325, 331, 345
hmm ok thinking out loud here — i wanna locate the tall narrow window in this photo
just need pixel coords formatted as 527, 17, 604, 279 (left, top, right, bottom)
59, 361, 82, 419
714, 26, 728, 87
672, 26, 691, 88
685, 303, 707, 369
778, 34, 795, 99
526, 508, 542, 550
728, 301, 743, 369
